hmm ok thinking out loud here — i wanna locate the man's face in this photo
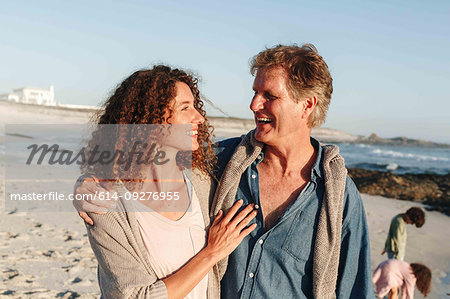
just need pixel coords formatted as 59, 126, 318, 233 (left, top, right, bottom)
250, 67, 305, 146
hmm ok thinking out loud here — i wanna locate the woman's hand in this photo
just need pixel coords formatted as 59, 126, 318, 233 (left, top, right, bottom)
162, 199, 257, 299
72, 176, 117, 225
205, 200, 257, 262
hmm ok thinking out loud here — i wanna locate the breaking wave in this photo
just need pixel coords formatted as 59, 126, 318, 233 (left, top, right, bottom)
371, 148, 449, 162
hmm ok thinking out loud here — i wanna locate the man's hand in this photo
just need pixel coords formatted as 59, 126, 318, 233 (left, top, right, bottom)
72, 176, 116, 225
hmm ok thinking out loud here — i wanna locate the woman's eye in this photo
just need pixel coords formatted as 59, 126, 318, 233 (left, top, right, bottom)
181, 106, 189, 111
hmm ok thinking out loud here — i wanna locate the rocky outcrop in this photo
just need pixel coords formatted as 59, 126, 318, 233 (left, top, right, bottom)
348, 168, 450, 215
356, 133, 450, 148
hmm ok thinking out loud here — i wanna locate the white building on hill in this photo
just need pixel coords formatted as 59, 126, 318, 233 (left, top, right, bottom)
0, 85, 55, 105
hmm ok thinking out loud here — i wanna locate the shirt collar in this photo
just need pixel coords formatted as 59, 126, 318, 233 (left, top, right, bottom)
254, 137, 324, 181
310, 137, 324, 181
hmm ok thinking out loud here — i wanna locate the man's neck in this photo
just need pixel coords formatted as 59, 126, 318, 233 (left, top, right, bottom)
262, 136, 316, 178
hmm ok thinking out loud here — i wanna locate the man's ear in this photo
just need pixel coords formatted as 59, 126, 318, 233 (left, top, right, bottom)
301, 96, 317, 119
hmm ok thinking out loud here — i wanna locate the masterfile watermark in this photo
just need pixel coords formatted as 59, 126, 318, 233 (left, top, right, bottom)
5, 124, 193, 213
26, 141, 170, 170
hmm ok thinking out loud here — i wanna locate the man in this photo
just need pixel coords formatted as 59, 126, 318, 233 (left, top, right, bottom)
75, 44, 374, 298
382, 207, 425, 260
210, 44, 373, 298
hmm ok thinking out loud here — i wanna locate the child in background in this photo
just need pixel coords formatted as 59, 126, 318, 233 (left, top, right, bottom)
372, 259, 431, 299
382, 207, 425, 260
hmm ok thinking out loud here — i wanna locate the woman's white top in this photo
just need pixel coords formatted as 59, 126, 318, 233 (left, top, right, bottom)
130, 182, 208, 299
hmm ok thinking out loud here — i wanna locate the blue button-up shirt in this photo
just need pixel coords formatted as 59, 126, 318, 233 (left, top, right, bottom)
215, 137, 374, 299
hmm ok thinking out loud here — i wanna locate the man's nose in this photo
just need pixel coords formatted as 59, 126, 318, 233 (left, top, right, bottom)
250, 94, 264, 112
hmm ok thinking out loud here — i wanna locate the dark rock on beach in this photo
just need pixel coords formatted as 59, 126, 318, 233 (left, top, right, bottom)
348, 168, 450, 215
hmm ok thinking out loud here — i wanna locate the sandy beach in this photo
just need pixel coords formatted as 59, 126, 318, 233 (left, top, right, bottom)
1, 101, 449, 298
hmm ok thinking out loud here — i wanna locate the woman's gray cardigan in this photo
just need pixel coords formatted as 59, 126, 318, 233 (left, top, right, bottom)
85, 168, 222, 299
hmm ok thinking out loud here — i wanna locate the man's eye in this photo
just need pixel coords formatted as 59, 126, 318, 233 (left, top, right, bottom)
264, 92, 277, 101
181, 106, 189, 111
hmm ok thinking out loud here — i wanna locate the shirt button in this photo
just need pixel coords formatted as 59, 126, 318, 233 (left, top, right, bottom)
249, 272, 254, 278
251, 174, 256, 179
258, 239, 263, 245
254, 204, 259, 209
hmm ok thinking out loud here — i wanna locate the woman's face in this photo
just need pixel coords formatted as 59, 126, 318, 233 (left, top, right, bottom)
162, 82, 205, 151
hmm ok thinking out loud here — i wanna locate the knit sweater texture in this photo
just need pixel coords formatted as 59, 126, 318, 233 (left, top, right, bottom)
86, 168, 220, 299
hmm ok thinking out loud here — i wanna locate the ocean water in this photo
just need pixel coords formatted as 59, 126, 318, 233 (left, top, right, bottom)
335, 143, 450, 175
214, 135, 449, 175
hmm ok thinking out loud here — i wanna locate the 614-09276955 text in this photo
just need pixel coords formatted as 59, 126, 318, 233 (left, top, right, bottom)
8, 191, 181, 201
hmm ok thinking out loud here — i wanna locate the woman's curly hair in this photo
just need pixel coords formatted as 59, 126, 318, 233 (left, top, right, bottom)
411, 263, 431, 297
81, 65, 216, 186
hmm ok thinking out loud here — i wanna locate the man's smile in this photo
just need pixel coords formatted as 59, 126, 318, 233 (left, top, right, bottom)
256, 117, 273, 124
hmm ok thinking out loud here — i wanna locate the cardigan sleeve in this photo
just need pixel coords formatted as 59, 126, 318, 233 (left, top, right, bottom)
86, 211, 168, 299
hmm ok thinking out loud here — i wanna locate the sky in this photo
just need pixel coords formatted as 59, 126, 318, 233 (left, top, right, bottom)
1, 0, 449, 143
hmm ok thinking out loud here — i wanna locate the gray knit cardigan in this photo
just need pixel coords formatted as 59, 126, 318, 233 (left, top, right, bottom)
86, 167, 220, 299
86, 130, 347, 299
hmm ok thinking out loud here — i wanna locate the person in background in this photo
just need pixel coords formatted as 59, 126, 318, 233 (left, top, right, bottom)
382, 207, 425, 260
372, 259, 431, 299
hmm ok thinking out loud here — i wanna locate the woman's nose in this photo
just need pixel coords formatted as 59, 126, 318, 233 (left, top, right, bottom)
193, 109, 205, 124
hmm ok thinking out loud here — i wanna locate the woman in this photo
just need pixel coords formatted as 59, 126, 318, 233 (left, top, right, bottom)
372, 259, 431, 298
77, 65, 257, 298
